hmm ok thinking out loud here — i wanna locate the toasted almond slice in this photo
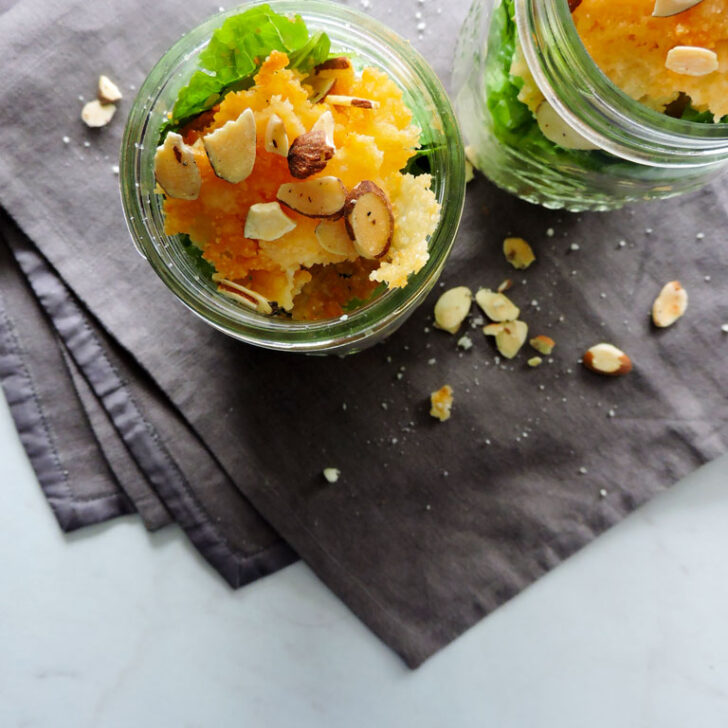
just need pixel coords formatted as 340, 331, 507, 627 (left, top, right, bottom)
583, 343, 633, 376
527, 356, 543, 367
653, 0, 704, 16
287, 129, 334, 178
665, 45, 718, 76
475, 288, 520, 322
326, 94, 380, 110
651, 280, 688, 327
315, 219, 357, 257
529, 334, 555, 355
430, 385, 454, 422
503, 237, 536, 269
535, 100, 599, 151
495, 320, 528, 359
345, 181, 394, 260
154, 132, 201, 200
81, 99, 116, 128
264, 114, 289, 157
214, 276, 273, 315
433, 286, 472, 334
244, 202, 296, 241
315, 57, 353, 72
277, 176, 348, 218
311, 110, 335, 150
497, 278, 513, 293
307, 75, 336, 104
482, 322, 506, 336
98, 75, 123, 104
203, 108, 256, 183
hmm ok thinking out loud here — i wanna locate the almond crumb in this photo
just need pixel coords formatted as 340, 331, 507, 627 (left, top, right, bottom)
529, 335, 555, 355
503, 237, 536, 269
430, 385, 454, 422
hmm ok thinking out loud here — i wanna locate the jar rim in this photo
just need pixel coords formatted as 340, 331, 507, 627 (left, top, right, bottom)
516, 0, 728, 167
120, 0, 464, 352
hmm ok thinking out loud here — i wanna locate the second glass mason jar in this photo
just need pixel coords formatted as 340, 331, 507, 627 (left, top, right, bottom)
452, 0, 728, 211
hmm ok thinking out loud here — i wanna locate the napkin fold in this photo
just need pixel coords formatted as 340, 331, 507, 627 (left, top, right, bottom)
1, 0, 727, 668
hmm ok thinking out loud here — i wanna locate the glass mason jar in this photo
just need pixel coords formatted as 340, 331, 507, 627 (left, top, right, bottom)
452, 0, 728, 211
121, 0, 464, 355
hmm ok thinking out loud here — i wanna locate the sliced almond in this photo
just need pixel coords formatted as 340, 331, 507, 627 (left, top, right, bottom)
495, 320, 528, 359
154, 132, 201, 200
535, 100, 599, 151
311, 110, 335, 150
433, 286, 472, 334
344, 181, 394, 260
475, 289, 520, 322
653, 0, 704, 17
98, 75, 122, 104
497, 278, 513, 293
482, 322, 506, 336
503, 237, 536, 269
527, 356, 543, 367
429, 385, 454, 422
264, 114, 289, 157
315, 57, 353, 72
665, 46, 718, 76
244, 202, 296, 241
81, 99, 116, 128
277, 176, 347, 218
326, 94, 379, 110
307, 75, 336, 104
315, 219, 356, 257
529, 334, 555, 355
583, 343, 633, 376
287, 129, 334, 178
203, 108, 256, 183
214, 276, 273, 315
651, 280, 688, 327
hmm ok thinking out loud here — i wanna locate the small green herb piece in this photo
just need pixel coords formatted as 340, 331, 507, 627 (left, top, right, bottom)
178, 234, 216, 279
402, 143, 442, 176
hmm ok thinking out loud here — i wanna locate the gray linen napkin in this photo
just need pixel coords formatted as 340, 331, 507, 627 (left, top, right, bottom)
1, 0, 727, 667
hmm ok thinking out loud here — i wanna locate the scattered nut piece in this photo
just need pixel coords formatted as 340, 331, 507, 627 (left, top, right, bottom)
154, 132, 201, 200
344, 181, 394, 259
307, 75, 336, 104
527, 356, 543, 367
214, 276, 273, 315
457, 334, 473, 350
326, 94, 379, 109
244, 202, 296, 241
482, 322, 505, 336
287, 129, 334, 178
583, 343, 633, 377
497, 279, 513, 293
311, 110, 336, 150
315, 219, 356, 257
430, 385, 454, 422
264, 114, 289, 157
98, 75, 123, 104
434, 286, 472, 334
665, 46, 718, 76
535, 100, 599, 150
277, 176, 348, 218
529, 334, 556, 355
323, 467, 341, 483
315, 57, 353, 72
495, 320, 529, 359
652, 280, 688, 327
81, 99, 116, 128
653, 0, 703, 16
475, 288, 520, 322
503, 237, 536, 269
203, 108, 256, 183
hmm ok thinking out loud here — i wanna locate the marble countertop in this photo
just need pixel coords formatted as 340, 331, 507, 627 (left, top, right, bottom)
1, 389, 727, 727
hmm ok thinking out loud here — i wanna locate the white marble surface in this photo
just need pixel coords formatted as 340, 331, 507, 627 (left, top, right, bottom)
1, 387, 727, 728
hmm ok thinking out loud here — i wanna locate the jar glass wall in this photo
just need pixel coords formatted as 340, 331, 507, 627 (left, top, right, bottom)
452, 0, 728, 211
121, 0, 465, 354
